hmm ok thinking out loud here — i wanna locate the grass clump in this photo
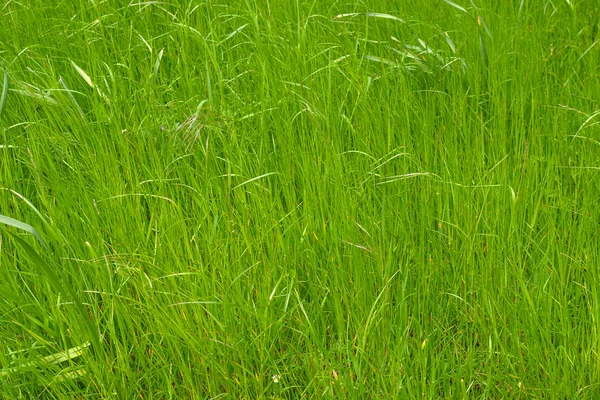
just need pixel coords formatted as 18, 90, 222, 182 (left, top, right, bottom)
1, 0, 600, 398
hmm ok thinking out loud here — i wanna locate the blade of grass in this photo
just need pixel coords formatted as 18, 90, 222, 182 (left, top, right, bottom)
365, 12, 405, 23
0, 214, 48, 252
70, 60, 94, 88
444, 0, 468, 14
232, 172, 279, 190
479, 30, 489, 68
0, 67, 7, 120
152, 48, 164, 81
58, 77, 86, 120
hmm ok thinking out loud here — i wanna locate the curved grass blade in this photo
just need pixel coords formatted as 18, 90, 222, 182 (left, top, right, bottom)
153, 48, 164, 81
443, 0, 468, 14
70, 60, 94, 88
365, 12, 405, 23
0, 214, 48, 252
477, 14, 492, 39
444, 32, 457, 53
232, 172, 279, 190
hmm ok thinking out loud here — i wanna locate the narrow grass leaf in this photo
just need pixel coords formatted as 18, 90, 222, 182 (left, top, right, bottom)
571, 110, 600, 142
365, 55, 399, 67
0, 67, 7, 119
223, 23, 248, 42
578, 38, 600, 61
477, 14, 492, 39
101, 193, 177, 206
479, 31, 488, 67
153, 48, 164, 81
232, 172, 279, 190
59, 77, 86, 120
444, 0, 468, 14
205, 61, 212, 104
365, 12, 405, 23
361, 270, 400, 348
375, 172, 433, 185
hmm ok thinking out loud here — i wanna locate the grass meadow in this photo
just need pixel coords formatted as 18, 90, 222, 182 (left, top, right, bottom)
1, 0, 600, 398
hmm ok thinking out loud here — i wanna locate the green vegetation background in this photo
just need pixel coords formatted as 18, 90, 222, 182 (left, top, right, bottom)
1, 0, 599, 398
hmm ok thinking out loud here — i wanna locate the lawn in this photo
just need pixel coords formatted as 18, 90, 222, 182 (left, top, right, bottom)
1, 0, 599, 398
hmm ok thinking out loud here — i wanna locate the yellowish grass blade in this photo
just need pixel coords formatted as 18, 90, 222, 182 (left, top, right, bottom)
70, 60, 94, 88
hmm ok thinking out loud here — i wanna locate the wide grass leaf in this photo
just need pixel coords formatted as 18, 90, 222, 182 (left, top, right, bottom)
0, 214, 48, 252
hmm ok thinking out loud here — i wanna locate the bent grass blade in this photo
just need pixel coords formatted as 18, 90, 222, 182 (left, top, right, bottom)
365, 12, 405, 23
232, 172, 280, 190
0, 214, 48, 252
70, 60, 94, 88
443, 0, 469, 14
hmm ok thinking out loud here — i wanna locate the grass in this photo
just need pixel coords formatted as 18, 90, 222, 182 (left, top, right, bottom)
0, 0, 599, 398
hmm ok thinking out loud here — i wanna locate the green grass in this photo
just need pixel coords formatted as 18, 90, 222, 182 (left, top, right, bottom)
1, 0, 599, 398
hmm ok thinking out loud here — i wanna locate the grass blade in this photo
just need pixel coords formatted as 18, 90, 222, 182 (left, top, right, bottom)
223, 23, 249, 42
0, 214, 48, 252
375, 172, 434, 185
70, 60, 94, 88
444, 32, 457, 53
365, 12, 405, 23
479, 31, 489, 67
58, 76, 86, 120
152, 48, 164, 81
444, 0, 468, 14
365, 55, 399, 67
478, 14, 492, 39
233, 172, 279, 190
0, 67, 7, 119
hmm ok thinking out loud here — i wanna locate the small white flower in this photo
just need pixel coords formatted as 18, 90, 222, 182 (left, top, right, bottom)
272, 374, 281, 383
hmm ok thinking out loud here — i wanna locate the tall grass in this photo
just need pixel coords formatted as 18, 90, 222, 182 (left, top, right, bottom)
1, 0, 599, 397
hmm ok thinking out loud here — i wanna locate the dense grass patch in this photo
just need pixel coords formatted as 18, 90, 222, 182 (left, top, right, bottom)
1, 0, 599, 398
